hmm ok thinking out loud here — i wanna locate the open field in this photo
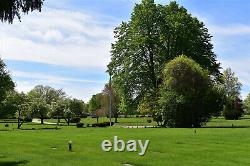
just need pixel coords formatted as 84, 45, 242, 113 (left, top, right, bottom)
0, 117, 250, 165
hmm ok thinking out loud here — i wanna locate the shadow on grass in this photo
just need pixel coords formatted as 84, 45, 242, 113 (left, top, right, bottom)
0, 160, 29, 166
21, 128, 61, 130
203, 126, 250, 128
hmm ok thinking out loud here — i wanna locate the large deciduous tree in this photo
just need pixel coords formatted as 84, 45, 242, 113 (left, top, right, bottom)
108, 0, 220, 114
0, 59, 14, 104
158, 56, 223, 127
0, 0, 44, 23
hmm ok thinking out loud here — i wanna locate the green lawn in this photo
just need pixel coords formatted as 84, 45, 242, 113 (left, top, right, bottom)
0, 117, 250, 166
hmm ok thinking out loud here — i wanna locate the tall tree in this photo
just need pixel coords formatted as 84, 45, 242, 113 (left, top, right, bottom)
0, 0, 44, 23
108, 0, 220, 113
0, 91, 26, 119
0, 59, 14, 104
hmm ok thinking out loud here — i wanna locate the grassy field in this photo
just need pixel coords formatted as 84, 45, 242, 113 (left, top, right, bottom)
1, 117, 250, 166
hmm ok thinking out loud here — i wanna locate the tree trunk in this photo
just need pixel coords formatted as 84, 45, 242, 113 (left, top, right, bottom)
41, 117, 44, 124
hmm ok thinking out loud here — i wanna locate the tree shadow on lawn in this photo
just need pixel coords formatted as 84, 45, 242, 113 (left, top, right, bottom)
203, 126, 250, 128
0, 160, 29, 166
21, 127, 61, 130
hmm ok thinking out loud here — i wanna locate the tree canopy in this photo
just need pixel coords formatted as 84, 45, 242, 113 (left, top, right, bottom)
0, 0, 44, 23
159, 55, 223, 127
108, 0, 221, 114
0, 58, 14, 103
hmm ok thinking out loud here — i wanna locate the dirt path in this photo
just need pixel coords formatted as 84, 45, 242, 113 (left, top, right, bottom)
32, 119, 57, 125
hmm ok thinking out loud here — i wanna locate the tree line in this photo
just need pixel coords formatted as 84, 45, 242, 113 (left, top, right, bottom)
1, 0, 249, 128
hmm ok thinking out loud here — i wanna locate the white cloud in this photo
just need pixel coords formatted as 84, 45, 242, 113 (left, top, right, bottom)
12, 70, 106, 85
209, 24, 250, 36
12, 70, 105, 102
0, 8, 116, 70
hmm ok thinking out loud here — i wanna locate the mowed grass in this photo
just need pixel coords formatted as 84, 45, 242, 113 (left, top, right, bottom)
0, 117, 250, 166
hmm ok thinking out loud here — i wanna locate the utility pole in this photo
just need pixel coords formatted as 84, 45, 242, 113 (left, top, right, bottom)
109, 73, 112, 126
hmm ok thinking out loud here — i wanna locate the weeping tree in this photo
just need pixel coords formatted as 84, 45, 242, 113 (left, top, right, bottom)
159, 56, 223, 127
0, 0, 44, 23
0, 59, 14, 106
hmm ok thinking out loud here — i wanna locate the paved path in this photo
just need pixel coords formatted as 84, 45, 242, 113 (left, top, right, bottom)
32, 119, 57, 125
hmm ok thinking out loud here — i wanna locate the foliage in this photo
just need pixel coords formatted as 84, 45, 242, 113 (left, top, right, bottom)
221, 68, 243, 119
108, 0, 221, 115
244, 93, 250, 114
223, 98, 244, 120
222, 68, 242, 100
68, 99, 86, 117
27, 85, 66, 124
0, 91, 27, 118
0, 59, 14, 104
0, 0, 44, 23
28, 85, 66, 105
88, 93, 102, 113
158, 56, 223, 127
29, 98, 50, 124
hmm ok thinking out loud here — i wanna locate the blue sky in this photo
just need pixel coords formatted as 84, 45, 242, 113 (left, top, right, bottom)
1, 0, 250, 101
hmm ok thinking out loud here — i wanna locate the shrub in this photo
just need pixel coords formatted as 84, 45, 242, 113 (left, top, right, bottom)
24, 117, 32, 122
92, 122, 114, 127
5, 124, 9, 127
147, 119, 152, 123
69, 117, 81, 123
223, 98, 243, 120
76, 123, 84, 128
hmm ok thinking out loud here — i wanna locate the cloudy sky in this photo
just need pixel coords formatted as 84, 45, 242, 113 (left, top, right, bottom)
0, 0, 250, 101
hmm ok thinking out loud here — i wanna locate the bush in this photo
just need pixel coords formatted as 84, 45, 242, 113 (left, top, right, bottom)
5, 124, 9, 127
24, 117, 32, 122
76, 123, 84, 128
92, 122, 114, 127
69, 118, 81, 123
147, 119, 152, 123
223, 100, 243, 120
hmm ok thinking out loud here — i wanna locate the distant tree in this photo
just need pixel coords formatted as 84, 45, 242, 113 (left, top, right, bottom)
222, 68, 242, 100
50, 100, 66, 123
88, 93, 102, 113
28, 85, 66, 124
0, 59, 14, 105
222, 68, 243, 120
244, 93, 250, 114
62, 99, 76, 126
68, 99, 86, 117
28, 85, 66, 105
108, 0, 221, 115
29, 98, 50, 124
158, 56, 223, 127
0, 91, 26, 119
0, 0, 44, 23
